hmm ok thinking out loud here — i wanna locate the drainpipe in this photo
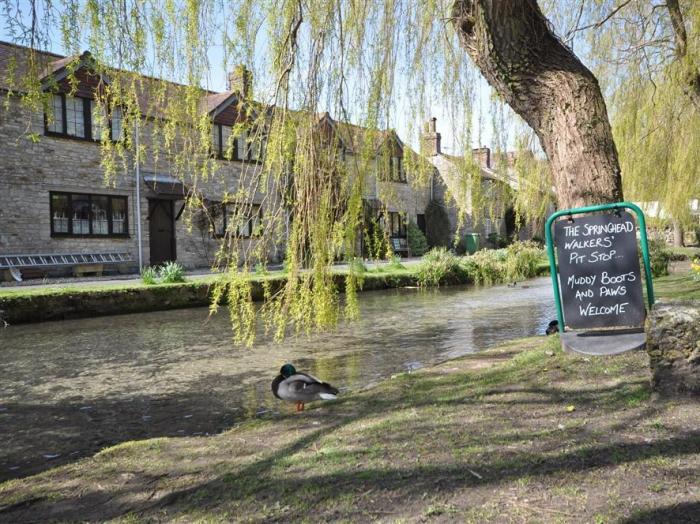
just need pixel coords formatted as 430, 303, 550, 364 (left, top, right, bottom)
135, 120, 143, 271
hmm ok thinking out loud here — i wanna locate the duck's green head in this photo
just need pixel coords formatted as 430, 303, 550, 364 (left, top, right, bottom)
280, 363, 296, 378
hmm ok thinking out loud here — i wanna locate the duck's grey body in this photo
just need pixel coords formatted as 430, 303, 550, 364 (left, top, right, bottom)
271, 365, 339, 411
272, 373, 339, 402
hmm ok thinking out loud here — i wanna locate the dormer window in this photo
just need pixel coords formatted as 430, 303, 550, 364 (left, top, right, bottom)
390, 156, 406, 183
211, 123, 264, 162
45, 93, 123, 141
212, 123, 239, 160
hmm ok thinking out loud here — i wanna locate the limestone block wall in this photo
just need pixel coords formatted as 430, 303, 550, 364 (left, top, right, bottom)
0, 98, 137, 265
646, 300, 700, 396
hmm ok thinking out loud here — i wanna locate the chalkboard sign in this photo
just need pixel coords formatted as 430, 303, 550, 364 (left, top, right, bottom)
554, 211, 645, 329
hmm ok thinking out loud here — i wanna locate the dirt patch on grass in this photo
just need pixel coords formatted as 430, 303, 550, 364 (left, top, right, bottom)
1, 336, 699, 523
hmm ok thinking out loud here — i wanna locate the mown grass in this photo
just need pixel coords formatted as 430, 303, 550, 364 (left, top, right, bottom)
651, 271, 700, 300
1, 336, 698, 523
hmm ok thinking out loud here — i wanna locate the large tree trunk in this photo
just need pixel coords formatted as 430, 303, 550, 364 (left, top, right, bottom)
666, 0, 700, 111
672, 220, 685, 247
451, 0, 623, 209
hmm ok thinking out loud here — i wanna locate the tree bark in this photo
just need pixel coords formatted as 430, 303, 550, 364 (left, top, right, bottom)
451, 0, 623, 209
673, 220, 684, 247
666, 0, 700, 112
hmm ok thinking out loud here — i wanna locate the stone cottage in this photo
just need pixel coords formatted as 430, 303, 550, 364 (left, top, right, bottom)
0, 41, 439, 280
421, 118, 512, 250
312, 112, 433, 257
0, 41, 282, 279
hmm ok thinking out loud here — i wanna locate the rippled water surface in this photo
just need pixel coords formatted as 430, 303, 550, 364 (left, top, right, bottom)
0, 278, 556, 479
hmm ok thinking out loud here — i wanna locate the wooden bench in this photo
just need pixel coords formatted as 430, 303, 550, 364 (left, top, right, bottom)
0, 252, 134, 282
390, 237, 410, 257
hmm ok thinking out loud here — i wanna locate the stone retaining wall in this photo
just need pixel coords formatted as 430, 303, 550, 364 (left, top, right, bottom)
646, 300, 700, 396
0, 273, 419, 325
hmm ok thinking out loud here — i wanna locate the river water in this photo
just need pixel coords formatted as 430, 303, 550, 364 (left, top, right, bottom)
0, 278, 555, 480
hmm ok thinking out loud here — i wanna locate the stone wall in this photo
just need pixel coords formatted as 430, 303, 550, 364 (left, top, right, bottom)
646, 300, 700, 396
0, 98, 137, 263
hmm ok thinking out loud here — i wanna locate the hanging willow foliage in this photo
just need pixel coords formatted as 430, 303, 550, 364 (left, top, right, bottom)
1, 0, 697, 342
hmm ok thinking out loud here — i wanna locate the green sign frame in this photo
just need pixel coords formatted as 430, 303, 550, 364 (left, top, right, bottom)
545, 201, 655, 332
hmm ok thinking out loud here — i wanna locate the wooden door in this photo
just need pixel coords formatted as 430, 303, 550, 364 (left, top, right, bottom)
148, 199, 176, 266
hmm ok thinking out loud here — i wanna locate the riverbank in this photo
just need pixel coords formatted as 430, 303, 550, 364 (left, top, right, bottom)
1, 332, 698, 522
0, 261, 550, 325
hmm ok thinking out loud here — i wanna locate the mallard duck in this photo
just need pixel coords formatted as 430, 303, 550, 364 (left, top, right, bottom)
271, 363, 339, 412
545, 319, 559, 335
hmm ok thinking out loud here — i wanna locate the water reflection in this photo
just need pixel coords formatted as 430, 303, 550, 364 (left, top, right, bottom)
0, 278, 555, 479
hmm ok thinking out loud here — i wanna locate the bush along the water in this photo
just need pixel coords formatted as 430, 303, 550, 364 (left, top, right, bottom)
691, 257, 700, 282
348, 257, 368, 274
158, 261, 186, 283
407, 221, 429, 256
140, 266, 158, 285
463, 249, 507, 285
504, 241, 545, 281
645, 239, 672, 278
415, 248, 469, 287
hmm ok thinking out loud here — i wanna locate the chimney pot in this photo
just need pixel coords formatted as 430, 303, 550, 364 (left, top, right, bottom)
421, 117, 441, 156
472, 147, 491, 169
227, 65, 252, 98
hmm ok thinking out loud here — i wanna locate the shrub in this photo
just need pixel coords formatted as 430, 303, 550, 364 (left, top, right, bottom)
487, 232, 509, 249
461, 241, 544, 285
254, 262, 268, 276
385, 254, 406, 271
407, 221, 429, 256
463, 249, 506, 285
158, 261, 186, 283
348, 257, 367, 274
140, 266, 158, 285
691, 257, 700, 282
415, 248, 468, 287
504, 241, 545, 281
645, 239, 672, 278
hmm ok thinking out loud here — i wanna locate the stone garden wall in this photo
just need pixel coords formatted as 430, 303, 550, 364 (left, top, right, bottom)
646, 300, 700, 396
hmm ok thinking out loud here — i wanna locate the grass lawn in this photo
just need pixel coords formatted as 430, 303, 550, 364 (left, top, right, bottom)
1, 331, 698, 522
0, 267, 697, 522
651, 272, 700, 300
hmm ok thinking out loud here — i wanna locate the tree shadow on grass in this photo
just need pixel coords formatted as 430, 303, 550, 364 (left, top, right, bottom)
620, 502, 700, 524
2, 382, 698, 522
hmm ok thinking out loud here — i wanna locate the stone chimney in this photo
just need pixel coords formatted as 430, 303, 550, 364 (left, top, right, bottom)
421, 117, 441, 156
472, 147, 491, 169
227, 65, 252, 98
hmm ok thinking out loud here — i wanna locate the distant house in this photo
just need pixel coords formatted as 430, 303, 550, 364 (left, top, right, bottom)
420, 118, 513, 249
311, 112, 433, 257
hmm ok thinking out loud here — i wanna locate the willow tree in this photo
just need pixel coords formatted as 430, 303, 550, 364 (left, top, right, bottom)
2, 0, 697, 340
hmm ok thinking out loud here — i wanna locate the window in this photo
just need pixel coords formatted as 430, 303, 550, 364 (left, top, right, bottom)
65, 96, 86, 137
390, 156, 406, 182
50, 192, 129, 237
111, 107, 123, 141
46, 94, 64, 133
211, 123, 238, 160
389, 211, 406, 237
237, 130, 247, 160
91, 100, 105, 141
220, 124, 232, 158
215, 203, 262, 238
212, 124, 221, 154
45, 95, 123, 141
